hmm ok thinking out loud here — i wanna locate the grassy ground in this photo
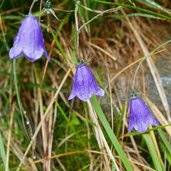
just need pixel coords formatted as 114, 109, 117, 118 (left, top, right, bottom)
1, 0, 171, 170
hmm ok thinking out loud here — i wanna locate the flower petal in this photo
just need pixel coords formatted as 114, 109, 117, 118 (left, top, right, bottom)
9, 36, 22, 59
68, 90, 76, 100
128, 123, 133, 133
134, 121, 148, 133
94, 86, 105, 96
76, 85, 92, 101
23, 48, 44, 62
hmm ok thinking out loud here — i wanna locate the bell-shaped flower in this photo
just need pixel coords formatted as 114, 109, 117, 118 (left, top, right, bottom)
68, 64, 105, 102
9, 14, 48, 62
128, 97, 158, 133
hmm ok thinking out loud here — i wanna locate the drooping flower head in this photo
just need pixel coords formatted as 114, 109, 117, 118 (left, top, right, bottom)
68, 64, 104, 102
128, 97, 158, 133
9, 14, 48, 62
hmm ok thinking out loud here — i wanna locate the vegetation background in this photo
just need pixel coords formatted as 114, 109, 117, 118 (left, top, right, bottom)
0, 0, 171, 170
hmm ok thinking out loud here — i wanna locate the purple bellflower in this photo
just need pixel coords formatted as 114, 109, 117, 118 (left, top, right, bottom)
9, 15, 48, 62
128, 97, 158, 133
68, 64, 105, 102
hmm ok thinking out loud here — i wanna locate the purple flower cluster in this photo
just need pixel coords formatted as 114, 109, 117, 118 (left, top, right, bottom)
10, 14, 159, 134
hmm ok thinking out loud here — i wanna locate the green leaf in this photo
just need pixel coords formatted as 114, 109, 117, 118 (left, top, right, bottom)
71, 112, 80, 125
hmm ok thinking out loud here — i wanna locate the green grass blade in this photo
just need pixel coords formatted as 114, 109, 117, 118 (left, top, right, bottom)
91, 96, 133, 171
138, 0, 171, 15
0, 131, 6, 170
107, 13, 163, 19
112, 162, 116, 171
116, 104, 126, 138
158, 129, 171, 154
160, 143, 171, 166
143, 134, 164, 171
94, 0, 171, 20
51, 14, 70, 62
51, 32, 68, 62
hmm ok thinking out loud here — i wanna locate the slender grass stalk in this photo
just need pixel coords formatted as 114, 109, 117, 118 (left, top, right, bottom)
107, 13, 163, 19
0, 0, 5, 8
29, 0, 38, 14
138, 0, 171, 15
75, 1, 80, 58
16, 68, 71, 171
88, 100, 119, 171
5, 104, 15, 171
0, 131, 6, 170
143, 134, 165, 171
51, 32, 68, 62
77, 7, 122, 34
12, 60, 32, 139
132, 39, 171, 89
95, 0, 171, 20
160, 143, 171, 166
149, 126, 164, 167
116, 105, 126, 138
158, 129, 171, 155
91, 96, 133, 171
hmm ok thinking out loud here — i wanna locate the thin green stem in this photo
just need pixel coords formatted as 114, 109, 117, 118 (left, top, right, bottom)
75, 1, 80, 60
13, 60, 24, 113
29, 0, 38, 14
77, 7, 122, 34
143, 134, 164, 171
95, 0, 171, 20
0, 131, 6, 171
132, 39, 171, 90
13, 60, 31, 138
